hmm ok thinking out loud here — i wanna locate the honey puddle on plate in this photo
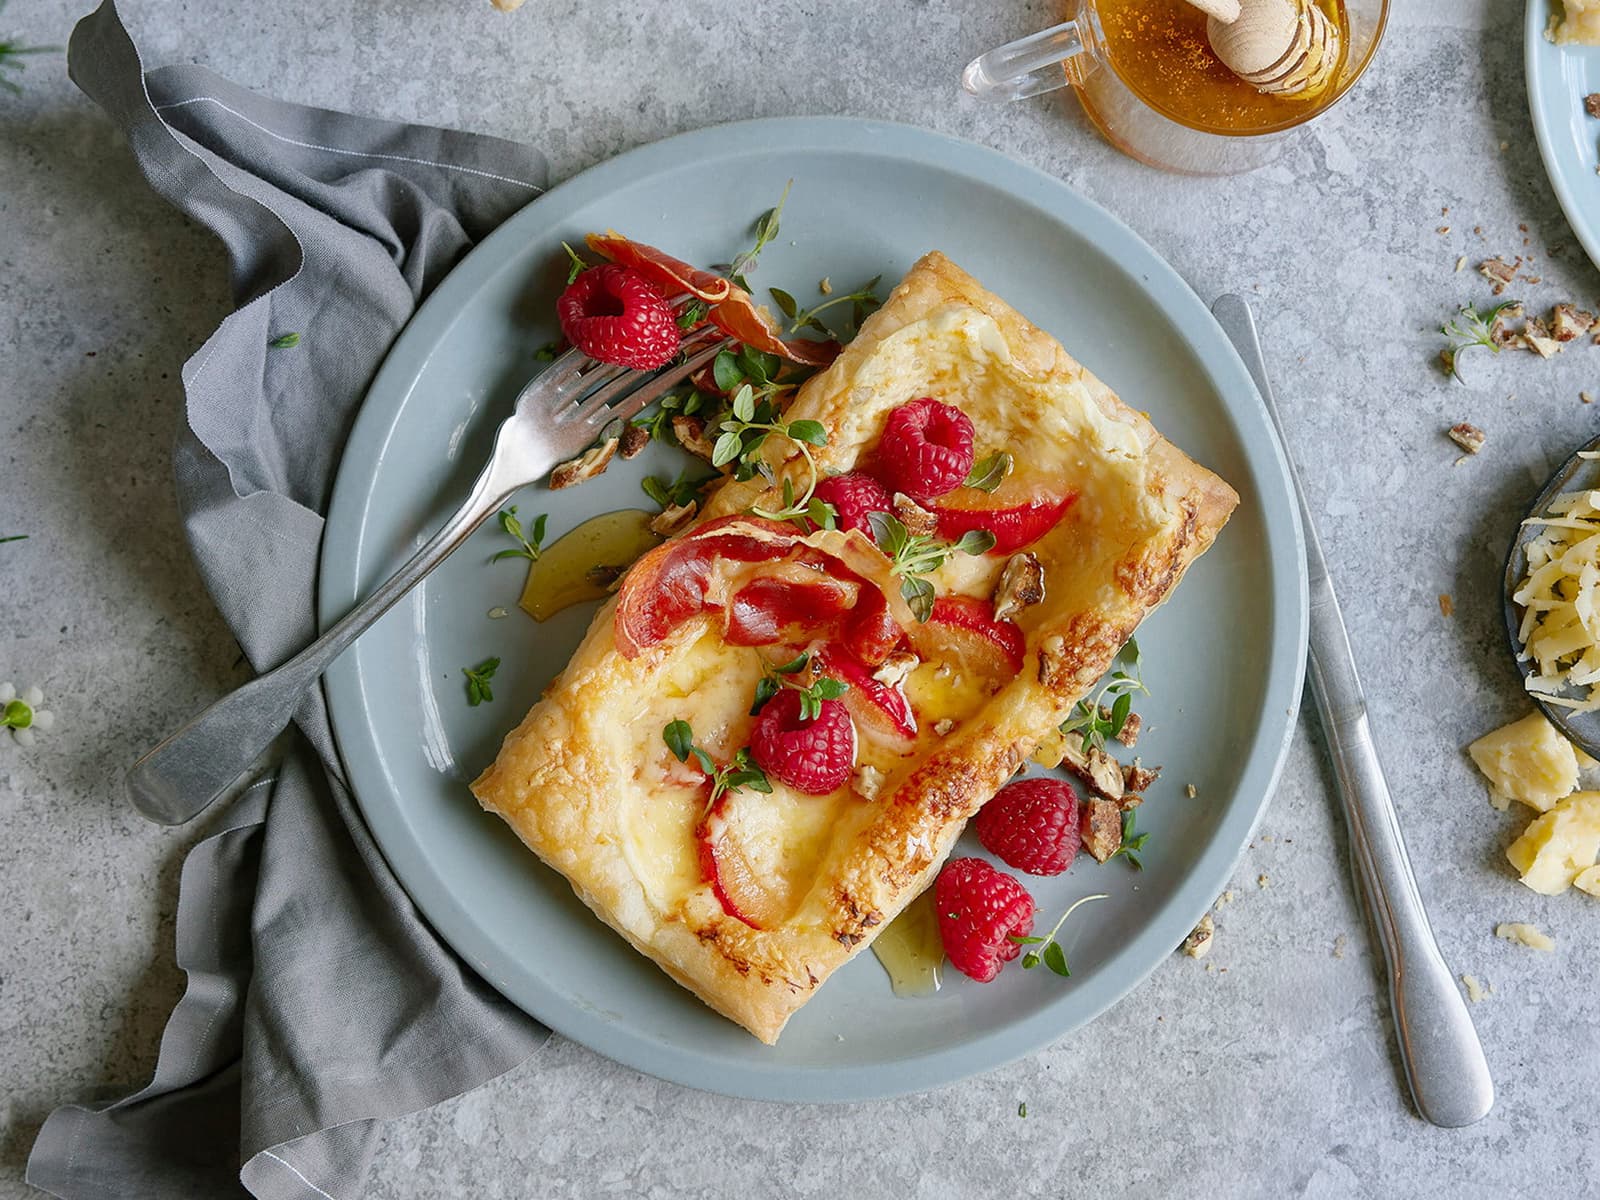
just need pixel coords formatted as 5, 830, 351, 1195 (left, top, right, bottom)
871, 887, 944, 997
519, 509, 661, 622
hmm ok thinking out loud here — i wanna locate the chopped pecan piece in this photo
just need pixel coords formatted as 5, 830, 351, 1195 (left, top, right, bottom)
619, 422, 651, 460
933, 718, 955, 736
549, 437, 618, 489
1447, 423, 1486, 454
891, 492, 938, 537
1114, 710, 1142, 748
1586, 92, 1600, 118
670, 414, 717, 461
1119, 793, 1143, 811
1517, 317, 1560, 358
1489, 302, 1525, 347
1478, 256, 1519, 293
1552, 303, 1597, 342
1180, 913, 1215, 959
650, 500, 697, 537
1082, 798, 1123, 863
1122, 758, 1161, 793
1061, 741, 1124, 802
871, 650, 920, 688
992, 551, 1045, 623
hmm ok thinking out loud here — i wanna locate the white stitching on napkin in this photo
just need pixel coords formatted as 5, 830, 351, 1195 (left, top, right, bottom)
260, 1149, 340, 1200
155, 96, 541, 189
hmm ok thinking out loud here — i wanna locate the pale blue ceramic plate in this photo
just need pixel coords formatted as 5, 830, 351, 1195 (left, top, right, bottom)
319, 117, 1308, 1102
1528, 0, 1600, 272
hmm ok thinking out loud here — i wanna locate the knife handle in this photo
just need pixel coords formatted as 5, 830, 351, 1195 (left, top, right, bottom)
1310, 661, 1496, 1128
1211, 293, 1493, 1128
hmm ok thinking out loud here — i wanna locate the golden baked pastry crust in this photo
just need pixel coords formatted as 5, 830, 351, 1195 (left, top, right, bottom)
471, 251, 1238, 1043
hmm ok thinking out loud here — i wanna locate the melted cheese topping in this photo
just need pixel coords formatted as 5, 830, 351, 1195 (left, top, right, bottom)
1550, 0, 1600, 45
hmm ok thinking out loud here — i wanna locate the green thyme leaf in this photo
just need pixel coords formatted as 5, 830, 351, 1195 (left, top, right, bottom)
786, 419, 827, 447
773, 652, 810, 675
770, 287, 798, 319
732, 383, 757, 422
641, 477, 671, 508
713, 350, 745, 394
750, 676, 780, 715
491, 505, 547, 563
462, 657, 501, 707
676, 300, 708, 331
533, 340, 562, 362
711, 430, 743, 467
901, 576, 936, 624
727, 181, 792, 282
1016, 894, 1108, 983
268, 332, 300, 349
1110, 809, 1149, 870
663, 719, 695, 762
965, 450, 1013, 493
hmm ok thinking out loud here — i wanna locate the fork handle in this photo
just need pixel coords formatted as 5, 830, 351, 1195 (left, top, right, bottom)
127, 460, 518, 825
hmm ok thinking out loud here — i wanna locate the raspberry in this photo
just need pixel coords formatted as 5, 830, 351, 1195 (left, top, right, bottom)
975, 777, 1082, 876
749, 688, 856, 795
877, 398, 976, 500
935, 857, 1036, 983
556, 264, 680, 370
814, 471, 893, 535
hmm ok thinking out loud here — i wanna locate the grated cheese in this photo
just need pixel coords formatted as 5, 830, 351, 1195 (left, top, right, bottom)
1511, 486, 1600, 711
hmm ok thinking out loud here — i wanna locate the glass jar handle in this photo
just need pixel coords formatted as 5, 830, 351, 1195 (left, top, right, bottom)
961, 21, 1087, 103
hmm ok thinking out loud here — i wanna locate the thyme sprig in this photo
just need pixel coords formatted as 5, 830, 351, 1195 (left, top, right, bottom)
1110, 809, 1150, 870
748, 651, 848, 718
769, 275, 883, 338
867, 512, 996, 622
662, 719, 771, 810
712, 382, 829, 523
1060, 638, 1147, 753
462, 657, 500, 706
725, 181, 792, 289
1440, 300, 1517, 382
1008, 893, 1109, 976
491, 505, 547, 563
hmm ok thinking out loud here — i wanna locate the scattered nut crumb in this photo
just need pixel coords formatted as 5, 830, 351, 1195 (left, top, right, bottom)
1478, 256, 1519, 292
1332, 933, 1347, 959
1583, 391, 1595, 404
1499, 141, 1509, 151
1586, 92, 1600, 118
1439, 593, 1455, 617
819, 277, 832, 295
618, 422, 650, 460
1257, 874, 1271, 889
487, 606, 509, 620
1461, 974, 1491, 1003
1216, 889, 1236, 906
1180, 913, 1215, 959
1552, 304, 1598, 341
670, 414, 716, 460
1114, 710, 1142, 748
852, 762, 888, 801
1437, 225, 1451, 235
992, 551, 1046, 623
1185, 783, 1198, 799
649, 500, 697, 537
549, 437, 618, 489
1122, 758, 1161, 793
891, 492, 939, 537
933, 718, 954, 736
1454, 255, 1466, 273
1082, 797, 1123, 862
1495, 922, 1554, 951
1447, 423, 1486, 454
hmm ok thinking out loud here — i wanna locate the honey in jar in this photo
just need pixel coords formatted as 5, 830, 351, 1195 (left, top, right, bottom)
1093, 0, 1348, 135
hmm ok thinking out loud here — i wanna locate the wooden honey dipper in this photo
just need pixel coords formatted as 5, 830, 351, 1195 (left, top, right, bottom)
1185, 0, 1341, 98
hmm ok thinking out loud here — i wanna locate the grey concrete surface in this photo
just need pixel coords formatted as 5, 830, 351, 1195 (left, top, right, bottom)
2, 1, 1596, 1197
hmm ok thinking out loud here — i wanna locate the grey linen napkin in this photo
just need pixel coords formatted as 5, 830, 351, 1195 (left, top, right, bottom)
27, 4, 552, 1196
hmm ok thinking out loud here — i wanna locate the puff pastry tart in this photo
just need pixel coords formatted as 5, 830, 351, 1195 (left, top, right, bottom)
472, 251, 1238, 1043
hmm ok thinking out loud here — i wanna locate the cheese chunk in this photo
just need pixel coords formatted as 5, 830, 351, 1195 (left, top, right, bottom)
1495, 922, 1555, 951
1550, 0, 1600, 44
1467, 712, 1579, 812
1575, 865, 1600, 897
1505, 791, 1600, 894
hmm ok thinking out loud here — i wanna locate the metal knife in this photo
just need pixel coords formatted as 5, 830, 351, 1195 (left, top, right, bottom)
1212, 294, 1494, 1129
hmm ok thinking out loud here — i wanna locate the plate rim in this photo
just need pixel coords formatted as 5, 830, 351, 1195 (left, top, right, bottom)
1526, 0, 1600, 274
319, 115, 1310, 1103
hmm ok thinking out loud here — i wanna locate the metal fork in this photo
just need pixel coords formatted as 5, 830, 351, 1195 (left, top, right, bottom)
128, 333, 730, 825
